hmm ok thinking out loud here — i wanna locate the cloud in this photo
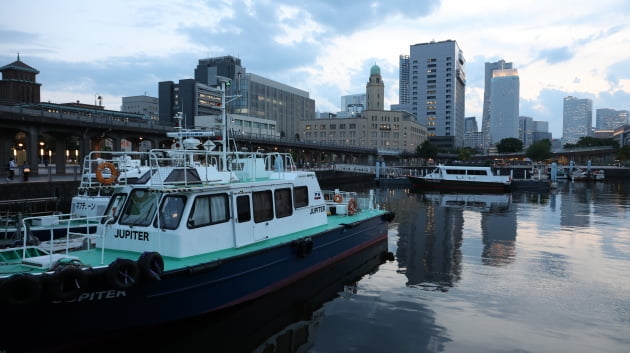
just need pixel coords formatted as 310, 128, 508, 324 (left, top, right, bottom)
536, 47, 574, 65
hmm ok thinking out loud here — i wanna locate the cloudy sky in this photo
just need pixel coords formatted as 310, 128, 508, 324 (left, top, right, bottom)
2, 0, 630, 138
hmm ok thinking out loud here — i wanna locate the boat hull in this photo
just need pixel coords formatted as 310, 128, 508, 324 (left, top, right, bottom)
0, 211, 393, 350
407, 176, 511, 192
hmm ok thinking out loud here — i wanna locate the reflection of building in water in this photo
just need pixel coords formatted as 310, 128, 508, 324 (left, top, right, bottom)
396, 195, 463, 291
481, 211, 517, 266
559, 182, 613, 228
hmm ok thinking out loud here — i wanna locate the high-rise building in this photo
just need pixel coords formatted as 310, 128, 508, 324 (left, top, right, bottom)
160, 55, 315, 137
399, 55, 410, 105
562, 96, 593, 145
464, 116, 478, 133
520, 117, 550, 147
481, 60, 513, 150
596, 108, 629, 130
402, 40, 466, 148
341, 94, 366, 113
489, 69, 519, 145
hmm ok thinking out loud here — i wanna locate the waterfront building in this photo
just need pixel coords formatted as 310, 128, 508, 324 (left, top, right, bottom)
489, 68, 519, 146
482, 60, 513, 150
299, 64, 427, 154
121, 95, 159, 121
562, 96, 593, 145
596, 108, 629, 131
400, 40, 466, 148
0, 54, 40, 105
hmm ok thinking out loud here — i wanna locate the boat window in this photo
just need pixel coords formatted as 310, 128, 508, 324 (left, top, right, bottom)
274, 188, 293, 218
188, 193, 230, 228
253, 190, 274, 223
445, 169, 465, 175
119, 189, 159, 226
293, 186, 308, 208
467, 170, 488, 176
102, 193, 127, 224
158, 195, 186, 230
236, 195, 251, 223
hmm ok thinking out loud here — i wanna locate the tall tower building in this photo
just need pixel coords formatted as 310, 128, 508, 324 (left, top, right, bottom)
489, 69, 519, 145
399, 55, 410, 105
406, 40, 466, 148
562, 96, 592, 145
482, 60, 513, 149
596, 108, 628, 130
366, 64, 384, 111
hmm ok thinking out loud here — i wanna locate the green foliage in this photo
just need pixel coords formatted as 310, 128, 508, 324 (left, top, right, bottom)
526, 139, 552, 162
456, 147, 474, 161
416, 140, 438, 159
617, 145, 630, 162
563, 137, 619, 150
496, 138, 523, 153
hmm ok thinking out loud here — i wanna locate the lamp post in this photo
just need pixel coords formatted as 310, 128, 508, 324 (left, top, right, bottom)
40, 142, 45, 164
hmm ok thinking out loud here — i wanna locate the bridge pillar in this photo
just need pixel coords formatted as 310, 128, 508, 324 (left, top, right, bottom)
54, 139, 66, 175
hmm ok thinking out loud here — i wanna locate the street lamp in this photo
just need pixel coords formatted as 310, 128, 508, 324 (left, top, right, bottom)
40, 141, 45, 164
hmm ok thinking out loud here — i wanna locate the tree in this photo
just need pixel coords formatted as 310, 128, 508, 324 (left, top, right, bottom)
457, 147, 474, 161
416, 140, 438, 160
564, 136, 620, 150
617, 145, 630, 164
496, 138, 523, 153
526, 139, 552, 162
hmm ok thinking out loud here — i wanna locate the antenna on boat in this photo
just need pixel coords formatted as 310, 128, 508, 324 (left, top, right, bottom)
217, 76, 232, 168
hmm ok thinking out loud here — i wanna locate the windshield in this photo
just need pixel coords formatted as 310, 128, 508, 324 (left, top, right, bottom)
119, 189, 159, 226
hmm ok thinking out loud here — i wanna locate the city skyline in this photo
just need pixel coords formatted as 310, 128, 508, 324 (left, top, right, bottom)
1, 0, 629, 139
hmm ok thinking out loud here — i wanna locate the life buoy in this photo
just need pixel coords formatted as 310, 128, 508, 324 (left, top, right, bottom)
0, 273, 42, 305
105, 258, 139, 290
48, 266, 88, 301
295, 237, 314, 258
138, 251, 164, 281
333, 194, 343, 203
95, 161, 119, 185
347, 198, 358, 216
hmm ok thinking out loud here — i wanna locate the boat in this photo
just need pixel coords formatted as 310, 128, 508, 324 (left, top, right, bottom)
408, 164, 512, 192
0, 115, 214, 248
571, 168, 605, 182
0, 80, 395, 351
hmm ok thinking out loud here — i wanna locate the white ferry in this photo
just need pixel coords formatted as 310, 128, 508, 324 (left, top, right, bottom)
408, 164, 512, 192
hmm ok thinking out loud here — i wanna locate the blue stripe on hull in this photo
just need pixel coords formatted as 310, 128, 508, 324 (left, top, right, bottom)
2, 213, 391, 344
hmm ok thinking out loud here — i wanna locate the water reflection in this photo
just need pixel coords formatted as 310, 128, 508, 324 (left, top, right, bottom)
54, 238, 391, 353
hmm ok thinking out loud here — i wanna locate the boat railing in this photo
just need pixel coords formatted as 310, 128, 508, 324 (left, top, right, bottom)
14, 213, 108, 270
81, 149, 300, 190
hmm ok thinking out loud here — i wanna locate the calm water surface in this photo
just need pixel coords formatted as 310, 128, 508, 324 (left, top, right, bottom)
78, 181, 630, 353
308, 181, 630, 353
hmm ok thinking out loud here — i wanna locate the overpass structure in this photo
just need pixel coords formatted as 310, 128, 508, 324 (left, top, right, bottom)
0, 103, 405, 177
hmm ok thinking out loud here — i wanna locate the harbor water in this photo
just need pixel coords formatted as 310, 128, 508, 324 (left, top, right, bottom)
56, 180, 629, 353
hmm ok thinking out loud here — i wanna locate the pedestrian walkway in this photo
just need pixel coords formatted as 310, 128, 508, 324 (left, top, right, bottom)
3, 173, 80, 184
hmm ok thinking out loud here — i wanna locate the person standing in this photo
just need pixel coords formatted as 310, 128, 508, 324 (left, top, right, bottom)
6, 157, 16, 181
22, 161, 31, 181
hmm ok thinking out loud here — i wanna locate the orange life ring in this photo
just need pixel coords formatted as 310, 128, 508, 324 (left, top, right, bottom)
95, 161, 119, 185
347, 198, 358, 215
333, 194, 343, 203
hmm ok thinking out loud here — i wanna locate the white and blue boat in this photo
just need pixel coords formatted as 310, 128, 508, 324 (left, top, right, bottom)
0, 81, 395, 351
